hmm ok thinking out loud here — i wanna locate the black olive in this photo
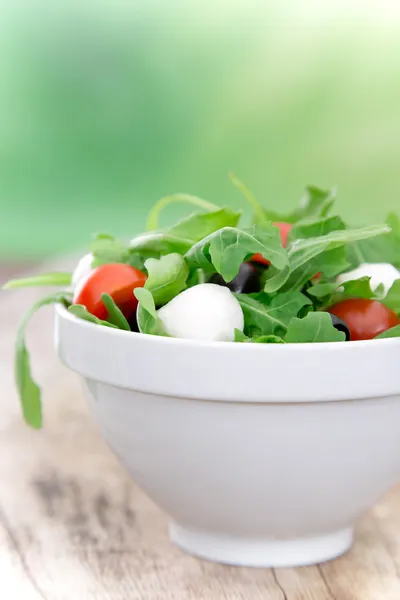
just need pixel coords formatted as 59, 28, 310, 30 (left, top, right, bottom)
329, 313, 351, 341
211, 263, 261, 294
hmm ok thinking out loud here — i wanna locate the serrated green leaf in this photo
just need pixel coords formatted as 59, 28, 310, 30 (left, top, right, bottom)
168, 208, 241, 242
134, 288, 167, 336
269, 223, 390, 293
307, 282, 338, 298
348, 213, 400, 270
144, 253, 189, 306
235, 291, 310, 337
234, 328, 285, 343
68, 304, 119, 328
100, 293, 131, 330
90, 237, 131, 266
383, 280, 400, 313
285, 312, 346, 343
15, 292, 71, 429
288, 215, 345, 244
3, 272, 72, 289
130, 232, 193, 255
375, 325, 400, 339
186, 223, 288, 282
234, 328, 249, 342
339, 276, 377, 299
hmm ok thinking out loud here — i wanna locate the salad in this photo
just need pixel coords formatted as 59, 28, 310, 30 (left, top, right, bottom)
4, 175, 400, 428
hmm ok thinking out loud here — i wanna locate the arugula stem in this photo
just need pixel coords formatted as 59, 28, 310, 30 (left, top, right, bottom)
147, 194, 219, 231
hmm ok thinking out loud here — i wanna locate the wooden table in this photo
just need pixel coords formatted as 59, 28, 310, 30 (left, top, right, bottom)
2, 259, 400, 599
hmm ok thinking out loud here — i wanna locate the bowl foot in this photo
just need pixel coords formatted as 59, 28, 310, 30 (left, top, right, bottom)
169, 522, 354, 568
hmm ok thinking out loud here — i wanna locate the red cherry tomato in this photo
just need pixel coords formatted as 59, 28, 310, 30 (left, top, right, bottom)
251, 222, 292, 266
329, 299, 399, 341
74, 263, 147, 320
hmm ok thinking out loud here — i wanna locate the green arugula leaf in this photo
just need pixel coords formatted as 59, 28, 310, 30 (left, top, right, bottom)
295, 186, 337, 221
133, 207, 242, 259
129, 232, 193, 255
339, 277, 379, 299
348, 213, 400, 270
383, 280, 400, 314
234, 328, 285, 343
229, 174, 336, 225
134, 288, 167, 336
285, 312, 346, 343
375, 325, 400, 339
186, 268, 207, 288
307, 282, 338, 298
186, 223, 288, 282
15, 292, 71, 429
3, 272, 72, 289
234, 328, 250, 342
146, 194, 219, 231
144, 254, 189, 306
288, 215, 345, 244
309, 276, 379, 301
168, 208, 241, 242
235, 291, 311, 337
267, 224, 390, 293
90, 236, 130, 267
100, 293, 131, 330
68, 305, 119, 328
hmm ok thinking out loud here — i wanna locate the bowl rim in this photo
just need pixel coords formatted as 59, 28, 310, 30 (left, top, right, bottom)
56, 303, 400, 351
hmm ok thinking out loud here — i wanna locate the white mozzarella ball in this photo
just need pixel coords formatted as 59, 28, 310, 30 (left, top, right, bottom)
337, 262, 400, 295
71, 253, 96, 301
157, 283, 244, 342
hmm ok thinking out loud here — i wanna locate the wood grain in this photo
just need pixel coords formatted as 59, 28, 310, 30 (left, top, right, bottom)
1, 259, 400, 599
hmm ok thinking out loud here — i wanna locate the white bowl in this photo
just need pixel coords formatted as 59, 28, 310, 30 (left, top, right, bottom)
55, 304, 400, 568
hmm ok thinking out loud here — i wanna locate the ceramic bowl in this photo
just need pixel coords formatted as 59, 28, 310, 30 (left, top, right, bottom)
55, 304, 400, 568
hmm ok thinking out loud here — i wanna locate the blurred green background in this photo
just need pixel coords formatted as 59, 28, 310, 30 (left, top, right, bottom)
1, 1, 400, 260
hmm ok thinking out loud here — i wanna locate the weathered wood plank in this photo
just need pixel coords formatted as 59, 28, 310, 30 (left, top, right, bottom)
1, 259, 400, 599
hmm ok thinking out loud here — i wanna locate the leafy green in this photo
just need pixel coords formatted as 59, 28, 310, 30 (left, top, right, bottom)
129, 232, 193, 255
234, 329, 285, 343
68, 305, 119, 328
375, 325, 400, 339
168, 208, 241, 241
295, 186, 337, 222
131, 207, 242, 260
285, 312, 346, 343
309, 276, 379, 301
186, 268, 207, 288
267, 223, 390, 293
235, 291, 311, 337
186, 223, 288, 283
234, 329, 250, 342
3, 272, 72, 289
91, 235, 130, 266
15, 292, 71, 429
100, 293, 131, 330
229, 173, 336, 224
146, 194, 219, 231
383, 280, 400, 313
229, 173, 336, 225
348, 213, 400, 270
134, 288, 167, 336
144, 254, 189, 306
307, 282, 338, 298
288, 215, 345, 244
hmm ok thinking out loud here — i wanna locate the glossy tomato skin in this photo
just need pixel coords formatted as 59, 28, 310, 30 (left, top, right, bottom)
329, 298, 399, 341
251, 222, 292, 266
74, 263, 147, 320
